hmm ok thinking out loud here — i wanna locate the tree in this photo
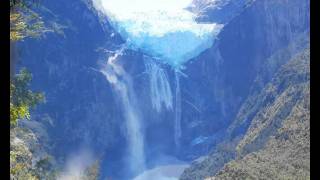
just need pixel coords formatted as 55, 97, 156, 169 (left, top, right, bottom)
10, 1, 60, 179
10, 0, 46, 41
10, 0, 48, 77
10, 68, 45, 126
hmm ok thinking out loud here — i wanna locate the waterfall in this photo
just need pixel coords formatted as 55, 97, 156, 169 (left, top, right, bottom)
100, 48, 145, 175
144, 57, 173, 112
100, 47, 184, 177
144, 57, 182, 151
174, 72, 182, 150
144, 57, 182, 150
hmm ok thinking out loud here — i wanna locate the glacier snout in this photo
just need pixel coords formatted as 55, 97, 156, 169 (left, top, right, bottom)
93, 0, 223, 68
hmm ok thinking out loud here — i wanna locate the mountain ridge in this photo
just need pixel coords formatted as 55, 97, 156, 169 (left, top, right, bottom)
180, 47, 310, 180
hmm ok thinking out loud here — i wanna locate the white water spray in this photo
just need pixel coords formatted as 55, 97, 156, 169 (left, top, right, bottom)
144, 57, 173, 112
100, 47, 145, 174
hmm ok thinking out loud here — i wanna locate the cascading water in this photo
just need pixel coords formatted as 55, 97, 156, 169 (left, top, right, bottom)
144, 57, 173, 113
100, 48, 145, 175
174, 72, 182, 150
144, 57, 182, 151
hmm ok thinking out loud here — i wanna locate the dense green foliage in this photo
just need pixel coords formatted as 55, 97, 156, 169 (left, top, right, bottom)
10, 68, 45, 126
10, 0, 46, 41
9, 1, 66, 180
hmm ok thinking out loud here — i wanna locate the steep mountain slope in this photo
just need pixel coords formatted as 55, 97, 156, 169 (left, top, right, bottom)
179, 37, 309, 179
179, 138, 238, 180
214, 47, 310, 180
180, 47, 310, 180
178, 0, 309, 159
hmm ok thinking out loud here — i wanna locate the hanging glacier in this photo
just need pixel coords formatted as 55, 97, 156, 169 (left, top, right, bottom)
92, 0, 223, 69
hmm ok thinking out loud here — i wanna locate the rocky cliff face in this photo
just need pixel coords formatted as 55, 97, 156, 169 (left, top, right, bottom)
180, 0, 309, 177
19, 0, 123, 155
18, 1, 128, 178
178, 0, 309, 158
214, 47, 310, 180
10, 120, 59, 179
180, 47, 309, 180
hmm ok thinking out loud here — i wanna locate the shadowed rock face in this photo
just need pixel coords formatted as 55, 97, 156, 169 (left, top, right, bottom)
10, 42, 18, 78
179, 0, 309, 177
18, 0, 126, 176
178, 0, 309, 159
180, 47, 309, 180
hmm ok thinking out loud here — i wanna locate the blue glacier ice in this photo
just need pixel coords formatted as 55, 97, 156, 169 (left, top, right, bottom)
93, 0, 223, 69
